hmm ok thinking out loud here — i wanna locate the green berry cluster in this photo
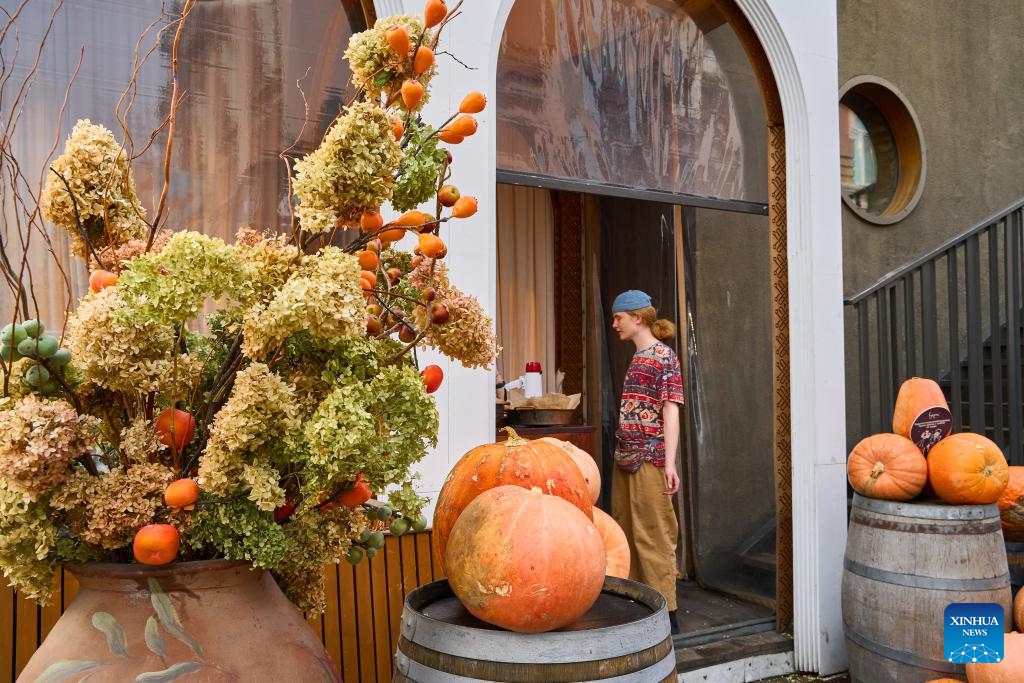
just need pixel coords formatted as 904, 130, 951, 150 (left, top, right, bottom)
343, 503, 428, 565
1, 320, 71, 395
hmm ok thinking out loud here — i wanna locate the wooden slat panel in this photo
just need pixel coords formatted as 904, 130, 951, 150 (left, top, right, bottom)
13, 591, 39, 676
337, 553, 360, 683
370, 543, 391, 683
416, 530, 436, 585
1, 576, 14, 683
3, 530, 439, 683
384, 537, 405, 676
352, 550, 375, 683
320, 564, 341, 673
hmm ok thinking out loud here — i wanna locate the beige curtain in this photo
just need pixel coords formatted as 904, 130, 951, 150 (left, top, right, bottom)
496, 184, 557, 393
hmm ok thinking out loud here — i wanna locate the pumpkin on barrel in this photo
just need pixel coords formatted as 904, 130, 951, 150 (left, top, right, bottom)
434, 430, 625, 632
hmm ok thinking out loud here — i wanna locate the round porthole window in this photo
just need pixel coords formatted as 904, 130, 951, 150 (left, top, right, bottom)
839, 76, 925, 224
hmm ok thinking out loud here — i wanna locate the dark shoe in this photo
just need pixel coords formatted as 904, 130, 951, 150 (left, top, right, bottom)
668, 609, 679, 635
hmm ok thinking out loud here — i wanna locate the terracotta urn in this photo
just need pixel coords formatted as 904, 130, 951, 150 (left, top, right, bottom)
17, 560, 340, 682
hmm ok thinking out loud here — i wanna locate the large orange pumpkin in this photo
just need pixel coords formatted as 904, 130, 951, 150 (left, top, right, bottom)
539, 437, 601, 504
432, 428, 593, 574
928, 433, 1009, 505
847, 433, 928, 501
592, 507, 630, 578
445, 485, 605, 633
892, 377, 949, 438
998, 466, 1024, 541
965, 631, 1024, 683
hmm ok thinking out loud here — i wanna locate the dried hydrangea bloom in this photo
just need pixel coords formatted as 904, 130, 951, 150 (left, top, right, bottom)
118, 415, 166, 464
117, 231, 253, 325
0, 478, 59, 603
274, 505, 363, 613
199, 363, 300, 496
64, 287, 201, 399
292, 101, 402, 233
40, 119, 147, 258
345, 15, 434, 105
241, 463, 286, 512
0, 396, 100, 500
410, 262, 497, 369
234, 228, 301, 304
50, 463, 175, 550
302, 365, 437, 497
241, 248, 364, 359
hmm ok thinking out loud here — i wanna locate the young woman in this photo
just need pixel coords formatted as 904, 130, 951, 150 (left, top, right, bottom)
609, 289, 684, 634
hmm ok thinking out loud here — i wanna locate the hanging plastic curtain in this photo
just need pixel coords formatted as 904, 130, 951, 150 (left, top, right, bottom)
497, 0, 767, 203
1, 0, 366, 324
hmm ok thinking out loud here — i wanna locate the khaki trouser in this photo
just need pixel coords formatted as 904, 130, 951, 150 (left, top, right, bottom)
611, 462, 679, 611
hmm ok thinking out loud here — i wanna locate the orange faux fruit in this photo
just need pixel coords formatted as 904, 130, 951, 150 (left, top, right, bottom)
360, 270, 378, 287
336, 477, 373, 508
437, 129, 463, 144
424, 0, 447, 28
89, 269, 118, 292
155, 408, 196, 453
165, 478, 200, 510
357, 250, 380, 271
417, 233, 446, 259
459, 91, 487, 114
401, 79, 425, 110
451, 195, 478, 218
360, 209, 384, 233
449, 114, 477, 137
133, 524, 181, 566
385, 25, 410, 57
381, 228, 408, 244
395, 210, 434, 227
421, 364, 443, 393
413, 46, 435, 76
389, 116, 405, 141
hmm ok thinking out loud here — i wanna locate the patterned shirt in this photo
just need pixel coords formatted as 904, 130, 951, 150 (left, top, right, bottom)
614, 341, 684, 472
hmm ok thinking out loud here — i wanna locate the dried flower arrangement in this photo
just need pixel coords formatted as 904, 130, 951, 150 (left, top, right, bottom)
0, 0, 494, 613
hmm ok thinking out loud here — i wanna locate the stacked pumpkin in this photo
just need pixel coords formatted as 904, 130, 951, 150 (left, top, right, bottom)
849, 378, 1024, 683
432, 429, 629, 633
847, 377, 1009, 506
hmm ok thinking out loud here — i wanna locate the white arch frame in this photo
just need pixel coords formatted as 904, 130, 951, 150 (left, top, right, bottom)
375, 0, 847, 674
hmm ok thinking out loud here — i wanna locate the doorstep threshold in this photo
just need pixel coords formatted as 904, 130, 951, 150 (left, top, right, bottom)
676, 629, 794, 676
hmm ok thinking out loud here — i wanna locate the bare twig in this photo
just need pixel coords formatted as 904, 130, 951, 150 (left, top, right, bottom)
147, 0, 196, 248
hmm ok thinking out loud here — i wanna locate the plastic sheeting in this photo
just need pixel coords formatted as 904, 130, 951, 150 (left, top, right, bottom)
1, 0, 365, 323
497, 0, 767, 202
595, 198, 775, 604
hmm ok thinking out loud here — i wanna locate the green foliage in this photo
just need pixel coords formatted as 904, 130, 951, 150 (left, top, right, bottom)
188, 498, 289, 569
392, 120, 447, 211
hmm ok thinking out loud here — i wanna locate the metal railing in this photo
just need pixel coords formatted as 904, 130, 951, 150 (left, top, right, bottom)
845, 198, 1024, 464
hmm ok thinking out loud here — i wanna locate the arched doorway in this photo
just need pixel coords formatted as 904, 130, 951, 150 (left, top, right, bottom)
482, 0, 845, 674
493, 0, 783, 649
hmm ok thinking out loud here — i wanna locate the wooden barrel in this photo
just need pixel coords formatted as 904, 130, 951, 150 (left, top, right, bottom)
393, 577, 675, 682
1006, 541, 1024, 598
842, 493, 1012, 683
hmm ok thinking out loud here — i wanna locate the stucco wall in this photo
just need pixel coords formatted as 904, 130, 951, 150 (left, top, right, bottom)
840, 0, 1024, 295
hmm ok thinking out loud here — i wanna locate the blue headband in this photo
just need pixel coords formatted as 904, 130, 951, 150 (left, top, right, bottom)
611, 290, 652, 313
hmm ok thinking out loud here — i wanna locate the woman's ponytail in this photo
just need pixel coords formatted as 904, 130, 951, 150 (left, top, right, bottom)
651, 318, 676, 343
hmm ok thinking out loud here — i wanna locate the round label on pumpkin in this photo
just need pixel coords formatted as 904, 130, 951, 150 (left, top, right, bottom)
909, 406, 952, 454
